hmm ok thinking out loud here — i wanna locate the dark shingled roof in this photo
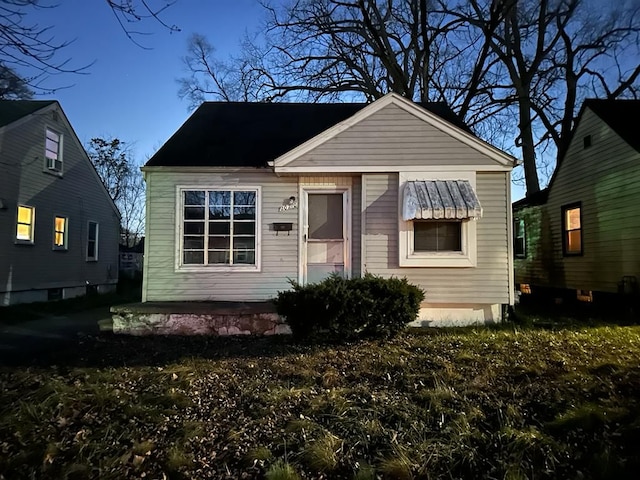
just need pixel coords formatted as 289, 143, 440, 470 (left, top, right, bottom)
146, 101, 468, 168
584, 98, 640, 152
0, 100, 56, 127
513, 188, 549, 210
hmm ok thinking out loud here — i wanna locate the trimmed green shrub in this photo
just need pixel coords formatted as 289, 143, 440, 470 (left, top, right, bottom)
273, 274, 424, 342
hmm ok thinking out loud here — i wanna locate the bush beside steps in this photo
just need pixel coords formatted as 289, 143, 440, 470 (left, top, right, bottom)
273, 274, 425, 343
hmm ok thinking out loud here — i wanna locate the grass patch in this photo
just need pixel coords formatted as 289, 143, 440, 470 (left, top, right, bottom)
1, 314, 640, 478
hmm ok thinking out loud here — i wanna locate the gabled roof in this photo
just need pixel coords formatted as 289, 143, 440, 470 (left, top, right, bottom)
0, 100, 56, 127
273, 93, 517, 171
583, 98, 640, 152
145, 97, 469, 168
513, 98, 640, 208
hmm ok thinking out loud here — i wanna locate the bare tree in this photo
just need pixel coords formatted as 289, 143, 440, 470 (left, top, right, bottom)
87, 137, 145, 246
449, 0, 640, 195
179, 0, 639, 197
0, 0, 179, 93
0, 63, 33, 98
178, 0, 498, 109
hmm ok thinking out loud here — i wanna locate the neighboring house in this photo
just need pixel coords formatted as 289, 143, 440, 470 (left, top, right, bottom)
514, 99, 640, 302
141, 93, 517, 325
119, 238, 144, 279
0, 100, 120, 305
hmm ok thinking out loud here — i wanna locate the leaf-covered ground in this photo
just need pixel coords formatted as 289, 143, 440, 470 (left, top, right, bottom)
1, 322, 640, 479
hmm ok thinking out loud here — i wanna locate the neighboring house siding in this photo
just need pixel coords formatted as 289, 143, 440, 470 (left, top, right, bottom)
0, 104, 119, 303
519, 109, 640, 294
291, 104, 497, 167
363, 172, 510, 304
514, 205, 555, 287
143, 169, 299, 301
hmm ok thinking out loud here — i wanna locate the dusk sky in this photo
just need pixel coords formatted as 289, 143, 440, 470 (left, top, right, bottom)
27, 0, 263, 164
22, 1, 539, 198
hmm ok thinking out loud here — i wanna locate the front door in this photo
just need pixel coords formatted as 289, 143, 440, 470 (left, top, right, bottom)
302, 189, 350, 284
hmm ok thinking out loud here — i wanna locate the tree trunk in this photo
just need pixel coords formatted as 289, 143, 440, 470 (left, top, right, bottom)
517, 96, 540, 195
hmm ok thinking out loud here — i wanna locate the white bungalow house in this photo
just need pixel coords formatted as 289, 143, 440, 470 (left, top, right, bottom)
134, 93, 517, 332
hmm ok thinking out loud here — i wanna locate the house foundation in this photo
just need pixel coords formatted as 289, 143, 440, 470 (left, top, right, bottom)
111, 301, 291, 336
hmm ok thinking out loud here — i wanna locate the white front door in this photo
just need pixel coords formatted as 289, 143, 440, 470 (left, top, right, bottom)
302, 188, 350, 284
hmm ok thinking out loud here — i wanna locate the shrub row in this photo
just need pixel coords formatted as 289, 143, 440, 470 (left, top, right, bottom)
273, 274, 424, 342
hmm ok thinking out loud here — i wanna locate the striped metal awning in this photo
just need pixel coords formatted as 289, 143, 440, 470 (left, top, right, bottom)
402, 180, 482, 221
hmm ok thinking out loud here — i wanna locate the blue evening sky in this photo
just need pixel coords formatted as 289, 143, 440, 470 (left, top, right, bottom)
27, 0, 262, 163
25, 0, 528, 199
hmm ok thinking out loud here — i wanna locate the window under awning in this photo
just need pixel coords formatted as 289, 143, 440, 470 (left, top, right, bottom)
402, 180, 483, 221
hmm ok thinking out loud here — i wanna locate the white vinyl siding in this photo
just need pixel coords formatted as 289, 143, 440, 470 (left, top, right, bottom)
363, 172, 510, 304
289, 104, 499, 168
143, 169, 299, 302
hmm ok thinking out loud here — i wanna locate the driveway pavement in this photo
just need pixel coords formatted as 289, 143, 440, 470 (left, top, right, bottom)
0, 305, 112, 357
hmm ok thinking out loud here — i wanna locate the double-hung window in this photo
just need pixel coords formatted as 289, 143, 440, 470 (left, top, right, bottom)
87, 221, 99, 261
514, 218, 526, 258
181, 188, 260, 269
54, 216, 68, 250
562, 203, 582, 255
45, 128, 63, 173
16, 205, 35, 243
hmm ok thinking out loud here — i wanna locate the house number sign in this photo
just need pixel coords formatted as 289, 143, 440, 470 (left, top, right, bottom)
279, 196, 298, 212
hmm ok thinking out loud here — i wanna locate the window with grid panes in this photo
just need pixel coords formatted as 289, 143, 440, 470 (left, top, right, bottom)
182, 189, 257, 265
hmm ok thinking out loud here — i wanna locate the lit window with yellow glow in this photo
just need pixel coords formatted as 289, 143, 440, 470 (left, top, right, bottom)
54, 216, 68, 250
562, 204, 582, 255
16, 205, 35, 242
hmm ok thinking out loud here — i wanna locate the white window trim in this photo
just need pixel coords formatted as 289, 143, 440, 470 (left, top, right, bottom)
398, 171, 478, 268
175, 185, 262, 272
16, 204, 36, 244
44, 127, 63, 176
53, 215, 69, 251
86, 221, 99, 261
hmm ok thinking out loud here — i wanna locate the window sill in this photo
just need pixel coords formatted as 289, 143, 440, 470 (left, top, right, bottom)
53, 247, 68, 252
15, 240, 34, 246
400, 252, 475, 268
86, 259, 98, 262
177, 264, 261, 273
43, 169, 63, 178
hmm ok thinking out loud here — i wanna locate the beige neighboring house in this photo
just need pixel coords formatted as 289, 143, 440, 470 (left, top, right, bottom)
514, 99, 640, 302
0, 100, 120, 305
142, 93, 517, 325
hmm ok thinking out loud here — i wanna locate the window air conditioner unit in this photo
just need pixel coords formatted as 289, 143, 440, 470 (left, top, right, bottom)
47, 157, 62, 171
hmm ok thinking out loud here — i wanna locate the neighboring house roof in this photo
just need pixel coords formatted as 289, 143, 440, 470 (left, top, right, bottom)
512, 188, 549, 210
0, 100, 56, 127
0, 99, 121, 220
145, 98, 469, 168
513, 98, 640, 209
583, 98, 640, 153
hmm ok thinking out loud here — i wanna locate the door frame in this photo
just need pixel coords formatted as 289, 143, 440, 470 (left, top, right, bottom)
298, 185, 351, 284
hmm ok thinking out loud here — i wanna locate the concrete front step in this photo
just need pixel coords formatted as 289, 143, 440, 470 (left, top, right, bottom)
110, 301, 291, 336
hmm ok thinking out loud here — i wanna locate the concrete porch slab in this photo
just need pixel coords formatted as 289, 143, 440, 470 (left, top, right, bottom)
110, 301, 290, 336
